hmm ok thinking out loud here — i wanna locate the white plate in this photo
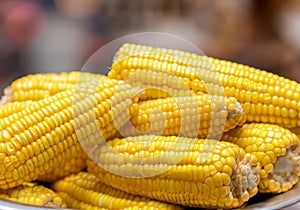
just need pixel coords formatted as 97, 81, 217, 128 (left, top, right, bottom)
241, 182, 300, 209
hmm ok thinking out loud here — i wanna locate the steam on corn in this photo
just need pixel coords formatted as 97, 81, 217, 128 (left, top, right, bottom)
222, 123, 300, 193
87, 135, 260, 209
53, 172, 182, 210
109, 43, 300, 128
0, 76, 138, 189
0, 182, 65, 208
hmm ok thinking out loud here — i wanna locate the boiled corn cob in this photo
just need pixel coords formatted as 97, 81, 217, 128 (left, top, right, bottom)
119, 95, 245, 139
0, 90, 87, 189
0, 71, 103, 103
222, 123, 300, 193
87, 135, 260, 209
0, 76, 138, 189
109, 43, 300, 128
0, 84, 88, 185
53, 172, 182, 210
0, 182, 66, 208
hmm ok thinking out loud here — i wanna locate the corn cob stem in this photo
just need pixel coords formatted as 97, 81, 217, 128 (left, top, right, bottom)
222, 123, 300, 193
109, 43, 300, 128
0, 182, 66, 208
87, 135, 260, 209
53, 172, 182, 210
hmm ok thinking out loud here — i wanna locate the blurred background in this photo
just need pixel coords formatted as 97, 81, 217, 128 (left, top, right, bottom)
0, 0, 300, 93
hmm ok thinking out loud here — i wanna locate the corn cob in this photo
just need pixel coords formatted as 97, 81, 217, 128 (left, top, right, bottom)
109, 43, 300, 128
87, 135, 260, 209
11, 85, 132, 184
0, 101, 32, 118
0, 182, 66, 208
0, 71, 103, 103
53, 172, 182, 210
119, 95, 245, 139
222, 123, 300, 193
0, 90, 86, 189
0, 76, 138, 189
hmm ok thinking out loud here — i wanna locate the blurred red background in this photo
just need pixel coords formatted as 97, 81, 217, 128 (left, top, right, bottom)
0, 0, 300, 93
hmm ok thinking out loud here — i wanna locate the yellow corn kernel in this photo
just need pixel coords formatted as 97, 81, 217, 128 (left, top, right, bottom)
110, 43, 300, 128
53, 172, 181, 210
37, 147, 88, 183
112, 69, 199, 101
119, 95, 245, 139
87, 135, 260, 209
0, 76, 138, 189
222, 123, 300, 193
0, 182, 65, 208
0, 101, 32, 118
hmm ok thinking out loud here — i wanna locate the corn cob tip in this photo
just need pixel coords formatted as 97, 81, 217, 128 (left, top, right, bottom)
0, 86, 12, 105
227, 99, 246, 127
268, 142, 300, 193
222, 123, 300, 193
0, 182, 66, 208
231, 154, 260, 202
87, 137, 260, 209
43, 201, 64, 208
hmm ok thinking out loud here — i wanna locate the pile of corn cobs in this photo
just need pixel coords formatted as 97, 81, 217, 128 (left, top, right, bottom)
0, 43, 300, 209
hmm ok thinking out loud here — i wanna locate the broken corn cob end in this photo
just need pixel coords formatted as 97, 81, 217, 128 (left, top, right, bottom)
0, 182, 66, 208
222, 123, 300, 193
